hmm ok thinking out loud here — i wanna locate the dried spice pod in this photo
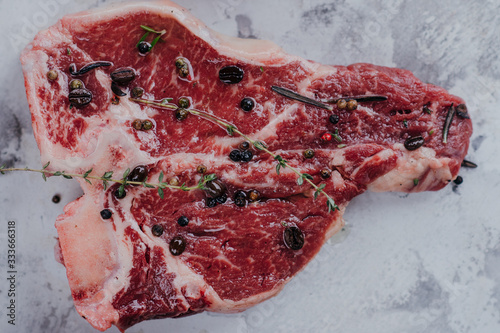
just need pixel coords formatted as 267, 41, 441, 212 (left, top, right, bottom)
111, 82, 127, 96
111, 68, 136, 85
456, 104, 470, 119
69, 61, 112, 76
404, 136, 425, 151
219, 65, 245, 84
169, 236, 187, 256
283, 226, 305, 250
68, 88, 93, 108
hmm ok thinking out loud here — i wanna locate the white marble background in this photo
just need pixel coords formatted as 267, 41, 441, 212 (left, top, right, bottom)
0, 0, 499, 332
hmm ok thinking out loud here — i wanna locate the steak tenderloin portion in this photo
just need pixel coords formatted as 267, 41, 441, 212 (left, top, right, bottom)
21, 1, 472, 331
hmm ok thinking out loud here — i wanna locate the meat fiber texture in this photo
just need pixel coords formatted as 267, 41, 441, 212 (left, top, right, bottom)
20, 1, 472, 331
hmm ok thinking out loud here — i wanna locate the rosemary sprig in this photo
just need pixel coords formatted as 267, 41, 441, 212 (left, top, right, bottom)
130, 97, 340, 212
137, 25, 167, 51
0, 164, 217, 196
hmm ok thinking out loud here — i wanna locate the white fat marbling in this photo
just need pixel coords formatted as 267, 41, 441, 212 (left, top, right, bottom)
0, 0, 499, 332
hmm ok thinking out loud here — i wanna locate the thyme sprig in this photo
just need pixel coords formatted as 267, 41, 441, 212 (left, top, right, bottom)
130, 98, 340, 212
0, 163, 217, 196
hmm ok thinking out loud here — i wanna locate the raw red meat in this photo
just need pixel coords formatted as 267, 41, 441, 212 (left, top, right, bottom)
21, 1, 472, 331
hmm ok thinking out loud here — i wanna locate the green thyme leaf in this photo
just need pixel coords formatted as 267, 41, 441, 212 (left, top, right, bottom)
302, 173, 313, 180
226, 125, 236, 136
180, 183, 190, 191
314, 184, 326, 200
83, 168, 93, 178
260, 66, 265, 73
43, 162, 50, 169
84, 178, 92, 185
276, 163, 282, 175
253, 141, 267, 151
63, 175, 73, 180
140, 25, 163, 34
150, 33, 163, 48
123, 168, 131, 179
103, 180, 109, 190
136, 32, 149, 47
54, 171, 62, 176
42, 173, 47, 181
297, 176, 304, 186
118, 185, 125, 198
333, 130, 342, 143
327, 197, 338, 213
204, 174, 217, 183
159, 171, 164, 183
158, 187, 164, 199
413, 178, 419, 186
103, 171, 113, 179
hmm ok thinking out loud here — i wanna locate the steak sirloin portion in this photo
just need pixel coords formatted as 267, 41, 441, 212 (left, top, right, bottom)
21, 1, 472, 331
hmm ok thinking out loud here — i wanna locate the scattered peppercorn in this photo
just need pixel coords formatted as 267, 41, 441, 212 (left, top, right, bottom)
47, 70, 58, 81
229, 150, 242, 162
132, 119, 143, 130
240, 150, 253, 162
329, 114, 340, 124
52, 195, 61, 204
169, 177, 180, 186
142, 120, 154, 131
320, 169, 331, 179
206, 197, 217, 208
283, 226, 305, 250
131, 87, 144, 98
177, 216, 189, 227
176, 108, 189, 121
346, 99, 358, 111
240, 97, 255, 112
197, 165, 207, 174
248, 190, 260, 202
179, 67, 190, 77
239, 141, 250, 150
151, 224, 164, 237
138, 41, 152, 54
100, 209, 112, 220
321, 133, 332, 142
178, 97, 191, 109
111, 96, 120, 105
453, 176, 463, 185
234, 191, 247, 207
169, 236, 187, 256
69, 79, 84, 90
303, 149, 315, 159
215, 193, 228, 204
337, 99, 347, 109
175, 58, 187, 69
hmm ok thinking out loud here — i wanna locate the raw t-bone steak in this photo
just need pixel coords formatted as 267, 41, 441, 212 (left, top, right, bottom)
21, 0, 472, 331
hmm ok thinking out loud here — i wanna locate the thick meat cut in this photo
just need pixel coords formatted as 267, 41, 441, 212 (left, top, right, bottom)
21, 1, 472, 331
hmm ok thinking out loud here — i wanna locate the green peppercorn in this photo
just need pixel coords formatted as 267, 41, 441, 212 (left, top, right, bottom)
175, 58, 187, 69
347, 99, 358, 111
69, 79, 83, 90
179, 67, 189, 78
178, 97, 190, 109
47, 70, 58, 81
169, 177, 180, 186
142, 120, 154, 131
239, 141, 250, 150
303, 149, 315, 159
176, 109, 189, 121
337, 99, 347, 109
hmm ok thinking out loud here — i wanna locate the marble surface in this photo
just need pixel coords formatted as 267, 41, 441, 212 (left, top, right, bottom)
0, 0, 499, 332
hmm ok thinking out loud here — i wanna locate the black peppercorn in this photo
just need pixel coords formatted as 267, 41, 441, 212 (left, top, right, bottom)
240, 98, 255, 112
100, 209, 112, 220
453, 176, 463, 185
169, 236, 187, 256
177, 216, 189, 227
329, 114, 340, 124
215, 193, 228, 204
52, 195, 61, 204
138, 41, 151, 54
151, 224, 164, 237
240, 150, 253, 163
206, 197, 217, 208
234, 191, 247, 207
229, 150, 242, 162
